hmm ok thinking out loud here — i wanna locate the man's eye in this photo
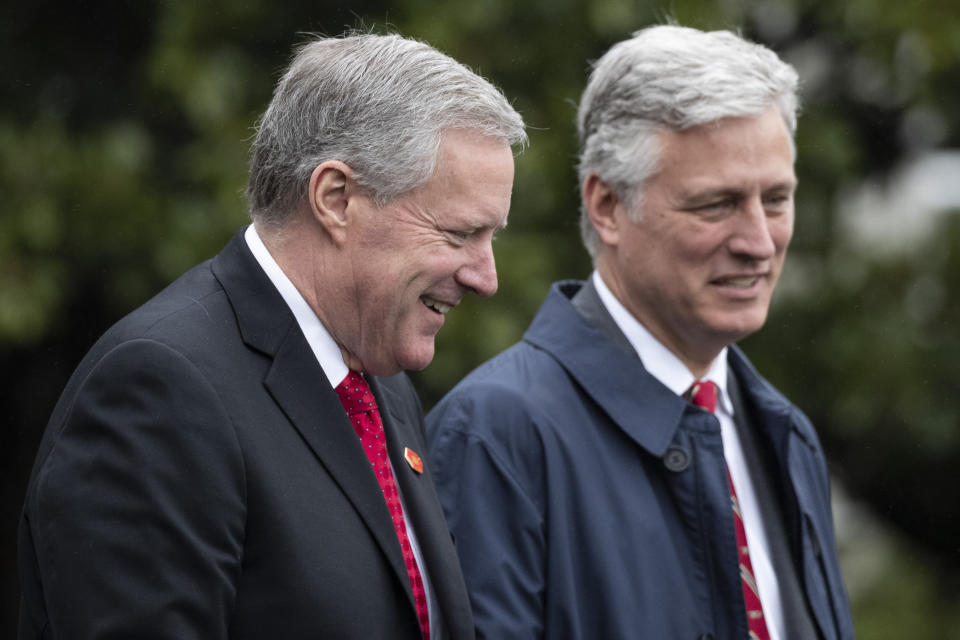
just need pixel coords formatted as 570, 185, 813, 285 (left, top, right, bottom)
447, 230, 471, 240
764, 195, 790, 206
698, 200, 732, 211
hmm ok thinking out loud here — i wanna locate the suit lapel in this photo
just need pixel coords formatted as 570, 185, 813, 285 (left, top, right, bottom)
211, 230, 413, 608
371, 375, 475, 639
263, 332, 415, 605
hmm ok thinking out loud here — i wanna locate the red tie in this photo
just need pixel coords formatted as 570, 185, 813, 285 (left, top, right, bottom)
687, 380, 771, 640
336, 371, 430, 640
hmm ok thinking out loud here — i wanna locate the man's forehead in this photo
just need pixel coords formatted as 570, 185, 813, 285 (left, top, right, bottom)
655, 118, 795, 182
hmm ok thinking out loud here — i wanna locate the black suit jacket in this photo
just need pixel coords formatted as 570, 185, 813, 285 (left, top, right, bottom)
18, 230, 474, 639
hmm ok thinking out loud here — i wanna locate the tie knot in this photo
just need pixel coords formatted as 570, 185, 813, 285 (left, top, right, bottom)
335, 370, 377, 415
686, 380, 718, 413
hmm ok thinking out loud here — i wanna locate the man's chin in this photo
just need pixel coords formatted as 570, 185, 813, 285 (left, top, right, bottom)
710, 311, 769, 345
396, 343, 437, 373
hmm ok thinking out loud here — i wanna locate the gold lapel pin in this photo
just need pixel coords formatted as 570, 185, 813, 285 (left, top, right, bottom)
403, 447, 424, 474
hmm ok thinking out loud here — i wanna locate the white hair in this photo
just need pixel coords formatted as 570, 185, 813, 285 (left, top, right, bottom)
577, 24, 800, 257
247, 33, 527, 227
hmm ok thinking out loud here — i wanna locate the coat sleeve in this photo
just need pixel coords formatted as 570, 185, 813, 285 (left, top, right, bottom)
427, 383, 548, 640
24, 338, 246, 639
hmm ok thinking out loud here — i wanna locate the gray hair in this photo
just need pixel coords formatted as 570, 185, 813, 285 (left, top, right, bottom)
577, 25, 800, 257
247, 33, 527, 227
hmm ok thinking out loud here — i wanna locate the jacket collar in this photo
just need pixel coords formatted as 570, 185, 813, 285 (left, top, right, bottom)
210, 228, 294, 357
726, 344, 810, 454
525, 281, 803, 458
523, 280, 688, 457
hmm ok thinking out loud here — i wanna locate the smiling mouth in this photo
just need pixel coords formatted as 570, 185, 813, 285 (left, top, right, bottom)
713, 275, 762, 289
421, 296, 452, 315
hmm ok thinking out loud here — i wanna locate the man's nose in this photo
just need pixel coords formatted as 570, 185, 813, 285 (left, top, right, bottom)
728, 199, 777, 260
457, 240, 498, 297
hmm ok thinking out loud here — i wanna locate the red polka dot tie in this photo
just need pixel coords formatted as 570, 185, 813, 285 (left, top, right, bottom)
336, 371, 430, 639
687, 380, 771, 640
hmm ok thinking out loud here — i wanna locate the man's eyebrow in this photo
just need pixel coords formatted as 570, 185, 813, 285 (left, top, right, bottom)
468, 214, 508, 232
679, 180, 798, 202
764, 179, 798, 192
677, 187, 741, 205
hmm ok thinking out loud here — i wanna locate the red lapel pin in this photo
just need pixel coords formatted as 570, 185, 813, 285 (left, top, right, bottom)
403, 447, 424, 474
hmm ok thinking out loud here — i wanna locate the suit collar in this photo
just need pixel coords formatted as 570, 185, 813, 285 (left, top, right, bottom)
211, 229, 293, 356
243, 224, 349, 386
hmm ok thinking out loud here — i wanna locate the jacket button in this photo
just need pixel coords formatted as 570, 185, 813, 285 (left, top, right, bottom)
663, 446, 690, 472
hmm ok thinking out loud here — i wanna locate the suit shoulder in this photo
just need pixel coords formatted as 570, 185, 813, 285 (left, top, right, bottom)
87, 260, 242, 364
48, 336, 236, 436
45, 261, 247, 440
119, 260, 229, 337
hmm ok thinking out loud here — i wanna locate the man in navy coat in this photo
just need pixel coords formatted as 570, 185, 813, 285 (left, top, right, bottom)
18, 33, 526, 638
427, 25, 855, 639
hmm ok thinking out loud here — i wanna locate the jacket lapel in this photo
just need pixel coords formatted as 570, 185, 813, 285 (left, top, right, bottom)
728, 347, 845, 639
372, 374, 475, 639
210, 230, 412, 605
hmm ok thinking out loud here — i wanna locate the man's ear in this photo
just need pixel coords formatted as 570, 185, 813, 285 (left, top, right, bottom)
308, 161, 354, 245
582, 174, 622, 247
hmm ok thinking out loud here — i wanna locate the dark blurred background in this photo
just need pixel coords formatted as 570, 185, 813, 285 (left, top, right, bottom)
3, 1, 959, 636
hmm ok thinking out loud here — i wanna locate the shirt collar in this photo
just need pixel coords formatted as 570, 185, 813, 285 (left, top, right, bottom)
591, 270, 733, 416
244, 225, 349, 388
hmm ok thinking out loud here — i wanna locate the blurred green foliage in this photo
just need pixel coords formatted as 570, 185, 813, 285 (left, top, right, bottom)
3, 0, 959, 634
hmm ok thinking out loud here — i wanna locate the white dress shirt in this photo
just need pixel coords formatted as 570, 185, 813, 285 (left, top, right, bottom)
592, 271, 785, 640
245, 225, 442, 638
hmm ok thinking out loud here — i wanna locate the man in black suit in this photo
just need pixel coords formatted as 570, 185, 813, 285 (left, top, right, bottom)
18, 33, 526, 639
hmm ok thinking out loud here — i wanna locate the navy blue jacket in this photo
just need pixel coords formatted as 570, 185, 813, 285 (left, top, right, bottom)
427, 281, 854, 639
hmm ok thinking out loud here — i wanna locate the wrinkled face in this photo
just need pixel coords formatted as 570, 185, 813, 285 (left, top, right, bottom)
337, 130, 515, 375
600, 105, 796, 370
